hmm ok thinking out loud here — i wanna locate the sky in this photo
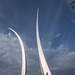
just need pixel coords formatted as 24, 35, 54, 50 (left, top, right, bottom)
0, 0, 75, 75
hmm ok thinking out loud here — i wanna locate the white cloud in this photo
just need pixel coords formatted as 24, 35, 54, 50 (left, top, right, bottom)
0, 33, 40, 75
0, 33, 75, 75
49, 44, 75, 71
0, 33, 22, 74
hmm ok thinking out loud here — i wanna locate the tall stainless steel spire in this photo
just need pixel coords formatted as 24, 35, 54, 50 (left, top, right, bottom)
36, 8, 52, 75
8, 27, 26, 75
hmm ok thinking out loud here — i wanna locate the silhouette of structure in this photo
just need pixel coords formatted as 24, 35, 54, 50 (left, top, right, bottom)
8, 27, 26, 75
36, 8, 52, 75
8, 8, 52, 75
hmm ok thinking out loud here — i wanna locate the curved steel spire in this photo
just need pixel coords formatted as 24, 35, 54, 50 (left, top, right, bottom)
36, 8, 52, 75
8, 27, 26, 75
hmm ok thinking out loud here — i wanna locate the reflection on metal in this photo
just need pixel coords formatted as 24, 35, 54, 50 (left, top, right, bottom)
8, 27, 26, 75
36, 8, 52, 75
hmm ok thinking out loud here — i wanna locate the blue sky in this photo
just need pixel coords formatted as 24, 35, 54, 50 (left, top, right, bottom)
0, 0, 75, 75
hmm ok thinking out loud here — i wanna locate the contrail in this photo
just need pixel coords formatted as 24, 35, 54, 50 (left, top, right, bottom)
8, 27, 26, 75
36, 8, 52, 75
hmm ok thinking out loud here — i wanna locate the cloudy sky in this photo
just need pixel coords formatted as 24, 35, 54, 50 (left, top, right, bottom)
0, 0, 75, 75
